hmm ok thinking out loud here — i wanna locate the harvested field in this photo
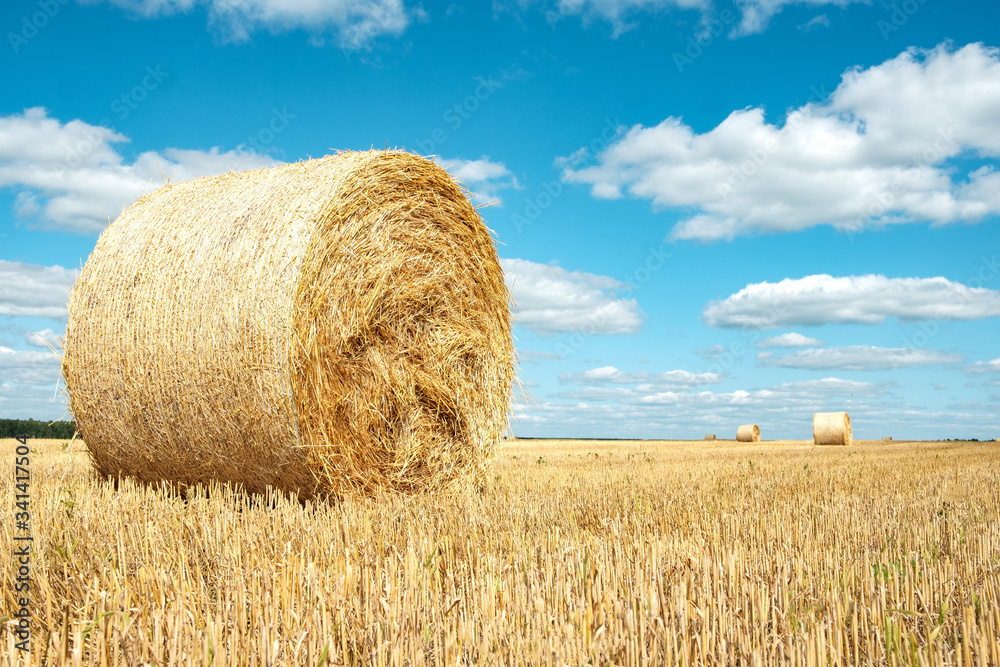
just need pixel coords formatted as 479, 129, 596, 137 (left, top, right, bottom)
2, 437, 999, 665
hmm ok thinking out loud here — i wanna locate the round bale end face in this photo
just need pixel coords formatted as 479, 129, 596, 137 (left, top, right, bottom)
62, 151, 514, 500
813, 412, 852, 446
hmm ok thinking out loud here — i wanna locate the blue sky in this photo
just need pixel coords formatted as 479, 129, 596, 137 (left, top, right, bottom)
2, 0, 999, 439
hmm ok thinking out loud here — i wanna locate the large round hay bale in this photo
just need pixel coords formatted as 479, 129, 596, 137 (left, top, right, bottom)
881, 436, 893, 442
813, 412, 852, 446
736, 424, 760, 442
62, 150, 514, 499
704, 434, 717, 441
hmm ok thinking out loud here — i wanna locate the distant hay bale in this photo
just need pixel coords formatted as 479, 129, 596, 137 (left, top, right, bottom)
882, 436, 893, 442
63, 150, 514, 500
704, 434, 716, 441
813, 412, 852, 447
736, 424, 760, 442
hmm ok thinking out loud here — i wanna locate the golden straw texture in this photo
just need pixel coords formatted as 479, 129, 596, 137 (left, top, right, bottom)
62, 150, 513, 500
736, 424, 760, 442
813, 412, 852, 447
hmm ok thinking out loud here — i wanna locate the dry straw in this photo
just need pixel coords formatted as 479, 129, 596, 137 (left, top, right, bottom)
704, 434, 717, 441
882, 436, 893, 442
813, 412, 852, 447
736, 424, 760, 442
63, 150, 514, 500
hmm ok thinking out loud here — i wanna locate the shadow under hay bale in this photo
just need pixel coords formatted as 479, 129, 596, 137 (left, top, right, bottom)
736, 424, 760, 442
813, 412, 852, 446
63, 150, 514, 500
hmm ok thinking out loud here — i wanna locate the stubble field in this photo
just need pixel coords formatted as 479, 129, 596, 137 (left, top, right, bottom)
1, 436, 999, 666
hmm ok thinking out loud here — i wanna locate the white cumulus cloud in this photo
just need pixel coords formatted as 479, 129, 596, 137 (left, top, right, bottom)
0, 108, 278, 233
755, 376, 893, 398
547, 0, 706, 36
499, 0, 864, 38
797, 13, 830, 33
733, 1, 859, 36
759, 346, 963, 371
703, 274, 1000, 329
560, 365, 725, 385
0, 261, 77, 318
514, 375, 995, 439
561, 43, 1000, 241
502, 258, 643, 335
966, 358, 1000, 374
559, 375, 891, 407
24, 328, 62, 349
437, 157, 520, 203
757, 332, 824, 347
0, 346, 61, 386
77, 0, 412, 48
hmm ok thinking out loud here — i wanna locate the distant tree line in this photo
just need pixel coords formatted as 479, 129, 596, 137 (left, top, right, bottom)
0, 418, 76, 439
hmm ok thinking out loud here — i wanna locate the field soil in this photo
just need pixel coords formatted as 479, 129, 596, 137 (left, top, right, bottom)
2, 436, 999, 665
